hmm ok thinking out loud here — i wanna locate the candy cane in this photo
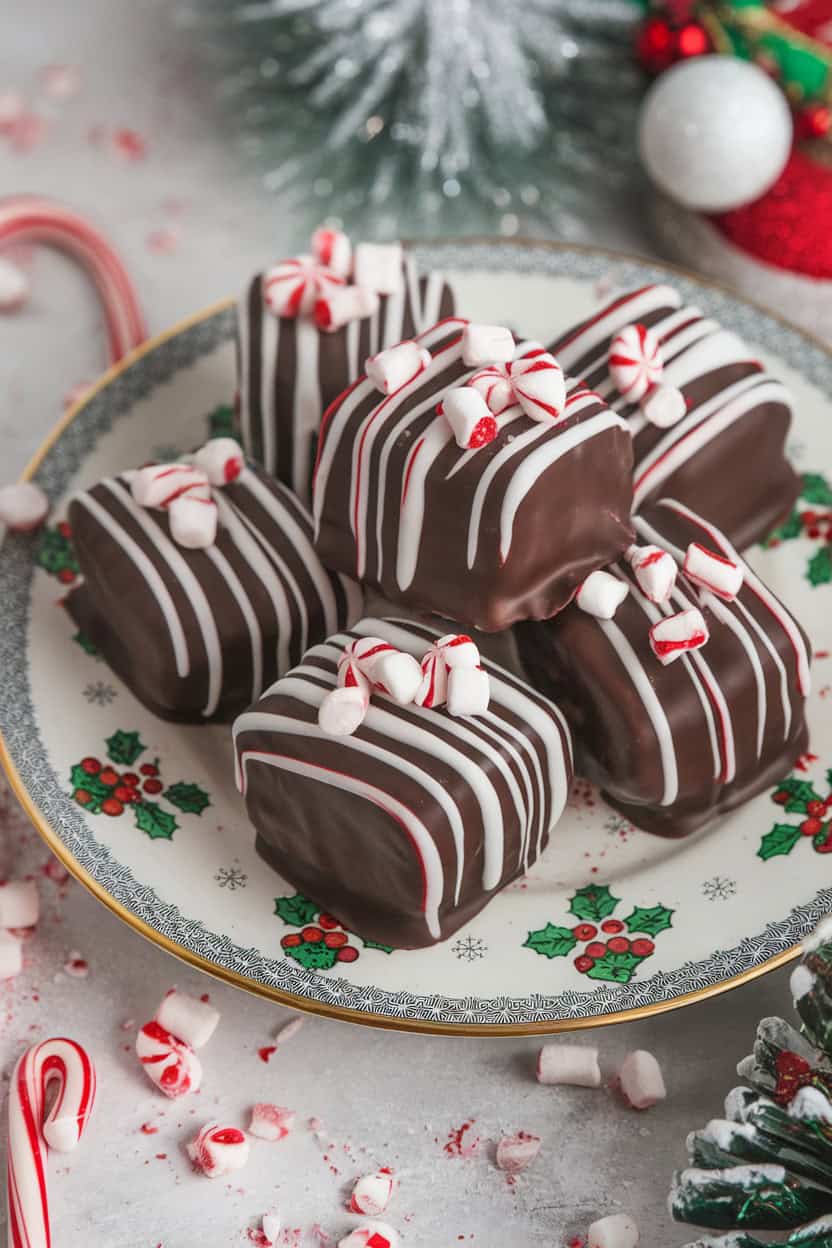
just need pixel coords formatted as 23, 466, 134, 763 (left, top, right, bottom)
6, 1037, 97, 1248
0, 195, 146, 364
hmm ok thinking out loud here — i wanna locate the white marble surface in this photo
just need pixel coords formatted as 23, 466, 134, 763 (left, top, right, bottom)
0, 4, 815, 1246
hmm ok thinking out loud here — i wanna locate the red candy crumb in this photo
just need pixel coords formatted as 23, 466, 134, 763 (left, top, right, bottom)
258, 1046, 276, 1064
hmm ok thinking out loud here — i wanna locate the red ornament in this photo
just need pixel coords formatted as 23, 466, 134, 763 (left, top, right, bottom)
637, 17, 676, 75
676, 21, 710, 58
797, 102, 832, 139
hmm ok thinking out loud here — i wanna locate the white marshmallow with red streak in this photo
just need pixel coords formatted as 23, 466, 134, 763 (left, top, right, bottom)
0, 928, 22, 979
187, 1122, 250, 1178
312, 226, 352, 279
131, 462, 210, 510
683, 542, 744, 602
609, 322, 663, 403
168, 496, 217, 550
626, 544, 677, 605
506, 351, 567, 423
0, 482, 49, 532
366, 341, 431, 395
618, 1049, 667, 1111
249, 1103, 296, 1142
193, 437, 244, 486
436, 634, 480, 669
641, 381, 686, 429
0, 879, 39, 928
316, 284, 380, 333
262, 1212, 282, 1245
587, 1212, 640, 1248
0, 256, 29, 311
350, 1170, 396, 1216
447, 666, 490, 717
318, 642, 372, 736
155, 988, 220, 1050
576, 570, 629, 620
338, 1223, 398, 1248
353, 242, 403, 295
537, 1043, 601, 1088
352, 637, 422, 705
495, 1132, 541, 1174
135, 1021, 202, 1099
461, 323, 515, 367
441, 386, 498, 450
649, 608, 710, 665
414, 647, 449, 710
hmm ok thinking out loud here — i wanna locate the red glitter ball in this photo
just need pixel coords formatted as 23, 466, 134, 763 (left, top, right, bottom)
797, 103, 832, 139
675, 21, 710, 58
636, 17, 675, 75
712, 150, 832, 279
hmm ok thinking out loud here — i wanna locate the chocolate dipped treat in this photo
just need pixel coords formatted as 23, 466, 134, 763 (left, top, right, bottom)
233, 617, 574, 948
515, 499, 811, 838
548, 284, 799, 549
313, 319, 634, 632
67, 441, 362, 722
236, 227, 455, 501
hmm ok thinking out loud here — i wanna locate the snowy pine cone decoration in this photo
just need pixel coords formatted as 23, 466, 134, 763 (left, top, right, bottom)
671, 917, 832, 1246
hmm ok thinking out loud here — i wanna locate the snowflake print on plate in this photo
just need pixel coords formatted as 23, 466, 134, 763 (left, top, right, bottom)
82, 680, 117, 706
215, 866, 248, 891
702, 876, 737, 901
452, 936, 488, 962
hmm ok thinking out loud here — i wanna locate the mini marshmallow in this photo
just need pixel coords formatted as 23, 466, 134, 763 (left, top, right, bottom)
131, 462, 210, 510
649, 608, 709, 665
414, 648, 449, 709
537, 1043, 601, 1088
365, 341, 431, 395
0, 482, 49, 532
618, 1050, 666, 1110
626, 544, 677, 606
311, 225, 352, 278
316, 284, 380, 332
168, 496, 218, 550
441, 387, 498, 450
249, 1103, 296, 1142
587, 1212, 640, 1248
136, 1020, 202, 1099
641, 382, 686, 429
436, 634, 480, 670
461, 323, 515, 367
576, 570, 629, 620
318, 685, 370, 736
353, 241, 403, 295
0, 879, 39, 928
352, 637, 422, 705
350, 1170, 396, 1216
447, 666, 490, 717
0, 256, 29, 312
0, 929, 22, 980
276, 1014, 305, 1045
155, 988, 220, 1050
262, 1212, 282, 1246
338, 1223, 398, 1248
683, 542, 744, 602
193, 437, 244, 486
495, 1132, 541, 1175
187, 1122, 250, 1178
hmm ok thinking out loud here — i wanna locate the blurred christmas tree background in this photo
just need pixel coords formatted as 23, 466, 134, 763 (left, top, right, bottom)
179, 0, 647, 241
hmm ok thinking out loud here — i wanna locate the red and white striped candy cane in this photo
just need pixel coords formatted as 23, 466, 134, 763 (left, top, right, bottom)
7, 1037, 97, 1248
0, 195, 146, 365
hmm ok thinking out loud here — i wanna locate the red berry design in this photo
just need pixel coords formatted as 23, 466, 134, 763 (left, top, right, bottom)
801, 817, 823, 837
585, 941, 606, 959
601, 919, 624, 934
142, 778, 163, 795
73, 788, 92, 805
281, 934, 302, 948
606, 936, 631, 954
807, 800, 825, 817
772, 790, 790, 805
122, 772, 139, 786
336, 946, 359, 963
113, 786, 134, 803
572, 923, 597, 941
140, 763, 159, 777
318, 913, 340, 931
631, 938, 655, 957
101, 797, 124, 817
58, 521, 72, 538
301, 926, 323, 943
324, 931, 348, 949
80, 757, 101, 775
99, 768, 119, 787
574, 954, 594, 973
58, 568, 76, 584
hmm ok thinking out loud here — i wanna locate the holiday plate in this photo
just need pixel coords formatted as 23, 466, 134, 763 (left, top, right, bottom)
2, 239, 832, 1036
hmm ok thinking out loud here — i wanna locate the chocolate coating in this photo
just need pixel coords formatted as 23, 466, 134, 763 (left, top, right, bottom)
233, 617, 573, 948
67, 464, 362, 722
515, 499, 811, 838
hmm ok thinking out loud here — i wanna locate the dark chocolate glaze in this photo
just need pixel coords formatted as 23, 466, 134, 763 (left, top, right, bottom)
233, 617, 573, 948
515, 499, 811, 838
67, 463, 362, 723
313, 319, 635, 632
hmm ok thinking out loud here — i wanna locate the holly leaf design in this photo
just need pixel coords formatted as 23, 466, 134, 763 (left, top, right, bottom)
73, 630, 99, 657
361, 937, 394, 954
68, 764, 112, 814
274, 893, 319, 927
773, 777, 822, 814
801, 473, 832, 506
759, 823, 803, 861
134, 801, 178, 841
105, 730, 146, 767
585, 951, 643, 984
164, 781, 211, 815
763, 509, 803, 546
624, 904, 674, 937
569, 884, 619, 924
523, 924, 578, 960
208, 403, 236, 439
283, 942, 338, 971
35, 526, 79, 576
808, 546, 832, 588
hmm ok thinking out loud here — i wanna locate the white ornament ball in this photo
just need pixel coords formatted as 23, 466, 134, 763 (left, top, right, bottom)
638, 56, 793, 213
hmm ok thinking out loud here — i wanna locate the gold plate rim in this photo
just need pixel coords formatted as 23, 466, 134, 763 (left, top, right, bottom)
1, 236, 815, 1036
